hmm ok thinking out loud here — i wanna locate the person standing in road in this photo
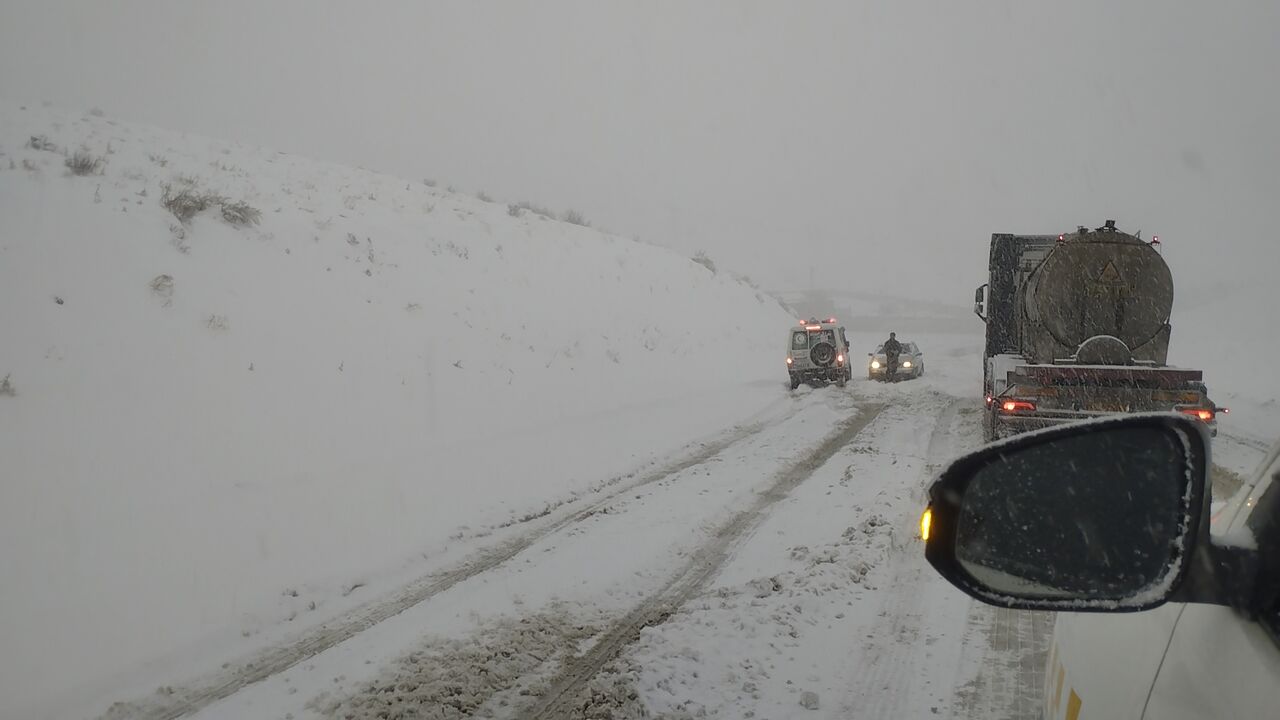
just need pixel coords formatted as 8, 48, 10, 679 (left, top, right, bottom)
883, 332, 902, 379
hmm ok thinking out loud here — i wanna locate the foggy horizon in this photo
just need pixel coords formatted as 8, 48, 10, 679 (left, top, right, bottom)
3, 1, 1276, 303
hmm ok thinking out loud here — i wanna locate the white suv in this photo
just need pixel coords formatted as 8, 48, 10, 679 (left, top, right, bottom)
785, 318, 853, 389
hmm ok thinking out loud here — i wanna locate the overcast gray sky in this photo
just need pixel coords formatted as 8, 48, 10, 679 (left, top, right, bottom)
2, 1, 1276, 304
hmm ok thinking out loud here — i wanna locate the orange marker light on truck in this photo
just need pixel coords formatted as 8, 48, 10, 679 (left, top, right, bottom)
920, 507, 932, 542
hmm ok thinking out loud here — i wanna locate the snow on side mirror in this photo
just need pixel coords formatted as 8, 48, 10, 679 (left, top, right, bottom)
924, 414, 1211, 612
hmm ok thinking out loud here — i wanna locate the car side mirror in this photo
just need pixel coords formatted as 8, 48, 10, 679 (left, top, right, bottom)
924, 414, 1216, 612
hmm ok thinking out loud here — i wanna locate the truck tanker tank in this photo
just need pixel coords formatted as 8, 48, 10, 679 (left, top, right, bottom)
1021, 226, 1173, 364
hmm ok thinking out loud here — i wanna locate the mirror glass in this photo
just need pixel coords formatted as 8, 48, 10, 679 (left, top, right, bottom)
955, 425, 1190, 601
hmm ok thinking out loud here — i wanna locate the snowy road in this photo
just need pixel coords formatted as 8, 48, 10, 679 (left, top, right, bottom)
96, 368, 1065, 720
96, 360, 1263, 720
617, 384, 1048, 720
81, 375, 1005, 719
100, 397, 808, 720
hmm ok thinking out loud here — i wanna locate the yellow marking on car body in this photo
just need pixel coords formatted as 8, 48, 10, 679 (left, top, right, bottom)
1054, 663, 1066, 714
1044, 641, 1082, 720
1065, 689, 1082, 720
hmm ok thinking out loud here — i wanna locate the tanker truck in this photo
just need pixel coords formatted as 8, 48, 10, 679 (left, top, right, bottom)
973, 220, 1218, 441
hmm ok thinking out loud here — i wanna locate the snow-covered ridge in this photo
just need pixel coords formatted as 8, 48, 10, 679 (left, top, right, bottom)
0, 103, 792, 718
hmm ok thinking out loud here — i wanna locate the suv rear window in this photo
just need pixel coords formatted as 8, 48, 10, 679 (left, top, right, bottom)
793, 330, 835, 349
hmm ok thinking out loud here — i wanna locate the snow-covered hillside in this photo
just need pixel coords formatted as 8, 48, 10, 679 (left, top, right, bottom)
0, 104, 793, 718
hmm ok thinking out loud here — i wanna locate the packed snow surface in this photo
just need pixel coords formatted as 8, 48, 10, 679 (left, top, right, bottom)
0, 103, 792, 718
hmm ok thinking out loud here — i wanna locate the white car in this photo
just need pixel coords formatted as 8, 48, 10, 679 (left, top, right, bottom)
921, 414, 1280, 719
868, 341, 924, 381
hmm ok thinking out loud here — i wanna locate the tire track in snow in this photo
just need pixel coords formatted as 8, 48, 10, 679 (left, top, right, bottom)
951, 606, 1054, 720
838, 393, 975, 718
99, 401, 804, 720
872, 394, 1053, 720
1219, 430, 1271, 454
935, 398, 1051, 720
518, 403, 886, 720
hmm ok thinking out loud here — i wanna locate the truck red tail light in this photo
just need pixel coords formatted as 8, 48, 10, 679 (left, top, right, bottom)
1179, 408, 1214, 422
1000, 400, 1036, 413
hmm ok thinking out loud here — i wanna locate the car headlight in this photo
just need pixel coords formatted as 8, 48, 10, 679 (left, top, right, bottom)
902, 360, 913, 368
870, 360, 881, 369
